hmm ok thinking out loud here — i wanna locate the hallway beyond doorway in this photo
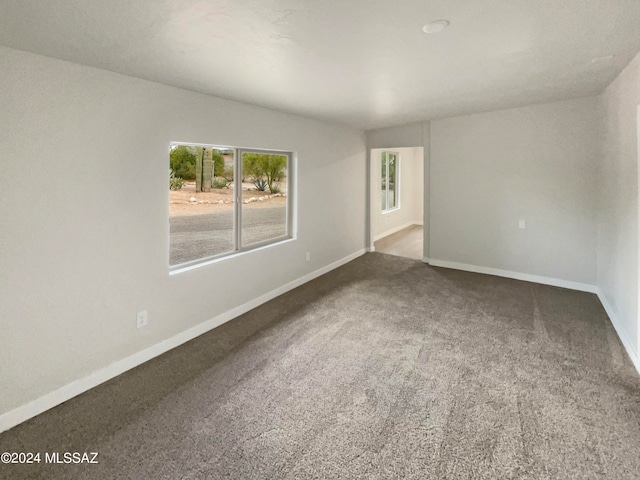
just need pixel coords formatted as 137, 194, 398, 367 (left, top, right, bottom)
374, 224, 423, 260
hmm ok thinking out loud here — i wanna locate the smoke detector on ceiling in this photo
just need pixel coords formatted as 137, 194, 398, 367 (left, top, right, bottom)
423, 20, 449, 34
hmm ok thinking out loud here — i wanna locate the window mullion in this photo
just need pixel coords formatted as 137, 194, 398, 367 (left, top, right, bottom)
385, 152, 389, 211
285, 153, 291, 237
387, 154, 391, 211
235, 149, 242, 251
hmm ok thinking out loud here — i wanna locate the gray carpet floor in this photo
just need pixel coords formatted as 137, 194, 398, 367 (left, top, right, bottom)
2, 252, 640, 479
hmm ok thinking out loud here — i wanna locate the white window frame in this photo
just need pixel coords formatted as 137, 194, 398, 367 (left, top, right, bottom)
170, 143, 294, 273
381, 150, 400, 213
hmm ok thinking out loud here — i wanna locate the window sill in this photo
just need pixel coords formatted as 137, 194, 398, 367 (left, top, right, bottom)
381, 207, 400, 215
169, 236, 295, 275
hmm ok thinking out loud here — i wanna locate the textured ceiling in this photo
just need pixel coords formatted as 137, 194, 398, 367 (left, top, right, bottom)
1, 0, 640, 129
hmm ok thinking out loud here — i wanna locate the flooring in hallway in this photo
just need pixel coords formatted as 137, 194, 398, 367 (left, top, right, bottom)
373, 224, 423, 260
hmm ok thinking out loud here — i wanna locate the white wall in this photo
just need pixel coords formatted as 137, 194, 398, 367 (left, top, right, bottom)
371, 147, 423, 240
429, 97, 601, 286
0, 47, 366, 420
598, 51, 640, 357
366, 123, 424, 150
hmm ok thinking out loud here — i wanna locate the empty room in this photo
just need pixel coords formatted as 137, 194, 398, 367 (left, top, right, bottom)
2, 1, 640, 479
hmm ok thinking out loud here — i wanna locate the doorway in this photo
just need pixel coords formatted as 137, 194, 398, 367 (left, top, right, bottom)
370, 147, 424, 260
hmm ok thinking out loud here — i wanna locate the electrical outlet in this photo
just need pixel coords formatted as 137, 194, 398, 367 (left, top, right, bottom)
519, 219, 526, 230
137, 310, 148, 328
305, 252, 311, 262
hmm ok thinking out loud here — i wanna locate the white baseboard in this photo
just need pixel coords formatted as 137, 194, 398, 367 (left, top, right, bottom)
422, 257, 430, 264
597, 290, 640, 376
373, 221, 423, 242
0, 249, 366, 434
427, 259, 598, 294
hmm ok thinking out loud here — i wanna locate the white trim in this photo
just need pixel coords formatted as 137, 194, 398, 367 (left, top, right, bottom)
0, 249, 366, 434
373, 221, 423, 242
381, 206, 400, 215
636, 104, 640, 355
427, 259, 597, 293
597, 289, 640, 376
171, 237, 295, 275
422, 257, 430, 264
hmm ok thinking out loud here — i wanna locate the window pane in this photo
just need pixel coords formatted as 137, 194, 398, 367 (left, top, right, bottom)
241, 152, 288, 247
381, 152, 387, 211
388, 153, 397, 209
169, 145, 235, 266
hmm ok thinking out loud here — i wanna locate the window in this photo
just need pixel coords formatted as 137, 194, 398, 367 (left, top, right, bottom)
381, 151, 399, 212
169, 143, 292, 269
